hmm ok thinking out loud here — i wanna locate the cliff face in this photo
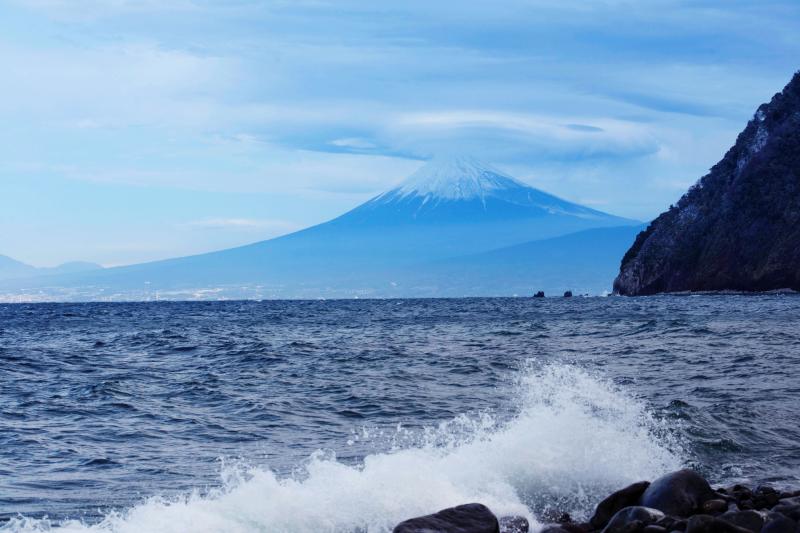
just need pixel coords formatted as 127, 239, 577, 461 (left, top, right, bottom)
614, 72, 800, 295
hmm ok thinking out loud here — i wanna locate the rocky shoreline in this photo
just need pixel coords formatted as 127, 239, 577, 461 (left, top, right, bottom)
639, 289, 799, 296
613, 72, 800, 296
393, 470, 800, 533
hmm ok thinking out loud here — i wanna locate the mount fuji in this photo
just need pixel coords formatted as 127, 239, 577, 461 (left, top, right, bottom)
1, 157, 640, 300
278, 157, 633, 263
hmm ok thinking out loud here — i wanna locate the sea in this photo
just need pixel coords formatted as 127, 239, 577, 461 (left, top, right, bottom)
1, 295, 799, 532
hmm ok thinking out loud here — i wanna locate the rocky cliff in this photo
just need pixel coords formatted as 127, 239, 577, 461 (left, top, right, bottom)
614, 72, 800, 295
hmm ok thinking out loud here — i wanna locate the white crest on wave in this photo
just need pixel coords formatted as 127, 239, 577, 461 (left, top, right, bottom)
4, 363, 682, 533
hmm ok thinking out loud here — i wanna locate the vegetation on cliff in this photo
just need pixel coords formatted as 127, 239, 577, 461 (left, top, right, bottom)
615, 72, 800, 295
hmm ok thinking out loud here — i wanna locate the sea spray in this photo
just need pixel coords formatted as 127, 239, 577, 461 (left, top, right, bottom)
1, 363, 683, 533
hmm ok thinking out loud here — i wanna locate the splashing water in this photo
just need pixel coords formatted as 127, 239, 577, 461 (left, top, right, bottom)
1, 363, 683, 533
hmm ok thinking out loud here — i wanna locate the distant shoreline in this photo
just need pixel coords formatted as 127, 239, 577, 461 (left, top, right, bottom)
1, 290, 799, 305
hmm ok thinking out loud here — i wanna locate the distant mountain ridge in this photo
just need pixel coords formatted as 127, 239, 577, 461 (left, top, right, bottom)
614, 71, 800, 295
1, 158, 639, 300
0, 255, 102, 282
0, 255, 35, 280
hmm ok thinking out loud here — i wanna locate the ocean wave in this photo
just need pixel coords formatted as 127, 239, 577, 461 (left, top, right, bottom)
1, 363, 683, 533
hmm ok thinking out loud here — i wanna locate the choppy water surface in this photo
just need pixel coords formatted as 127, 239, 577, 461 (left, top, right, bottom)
1, 296, 799, 532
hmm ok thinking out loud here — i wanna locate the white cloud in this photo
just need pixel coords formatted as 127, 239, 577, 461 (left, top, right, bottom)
329, 137, 377, 150
181, 218, 301, 233
11, 0, 202, 21
385, 110, 660, 160
40, 144, 422, 195
0, 41, 240, 129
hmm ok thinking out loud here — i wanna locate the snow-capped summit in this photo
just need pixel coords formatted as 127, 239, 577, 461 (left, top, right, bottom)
393, 156, 525, 200
348, 155, 617, 222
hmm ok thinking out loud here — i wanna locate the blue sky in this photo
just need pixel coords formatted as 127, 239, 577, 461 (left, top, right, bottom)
2, 0, 799, 266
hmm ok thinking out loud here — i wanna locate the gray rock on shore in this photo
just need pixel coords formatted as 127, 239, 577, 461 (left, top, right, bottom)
640, 470, 718, 517
391, 470, 800, 533
393, 503, 500, 533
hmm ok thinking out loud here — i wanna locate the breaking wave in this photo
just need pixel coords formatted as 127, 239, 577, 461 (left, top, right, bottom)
1, 363, 683, 533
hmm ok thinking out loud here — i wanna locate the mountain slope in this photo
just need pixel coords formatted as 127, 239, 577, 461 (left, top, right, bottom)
408, 224, 645, 296
614, 72, 800, 295
2, 158, 638, 299
0, 255, 36, 280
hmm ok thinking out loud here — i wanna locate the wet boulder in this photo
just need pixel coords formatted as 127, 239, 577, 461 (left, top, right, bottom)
684, 515, 753, 533
718, 510, 766, 532
722, 486, 753, 501
590, 482, 652, 529
702, 500, 729, 515
656, 516, 684, 531
761, 513, 797, 533
602, 506, 665, 533
393, 503, 500, 533
559, 522, 592, 533
540, 526, 571, 533
539, 514, 588, 533
774, 496, 800, 509
640, 470, 717, 517
720, 486, 754, 510
752, 487, 783, 510
771, 501, 800, 522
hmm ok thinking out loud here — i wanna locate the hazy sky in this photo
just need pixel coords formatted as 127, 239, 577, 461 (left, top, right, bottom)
2, 0, 799, 266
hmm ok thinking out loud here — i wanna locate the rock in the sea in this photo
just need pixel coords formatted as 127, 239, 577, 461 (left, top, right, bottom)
640, 470, 716, 517
771, 500, 800, 521
590, 481, 652, 529
560, 522, 592, 533
718, 510, 766, 532
684, 515, 754, 533
753, 486, 783, 510
775, 496, 800, 508
499, 515, 529, 533
540, 526, 571, 533
721, 485, 753, 509
761, 512, 798, 533
602, 506, 665, 533
656, 516, 684, 531
614, 71, 800, 295
701, 500, 729, 515
393, 503, 500, 533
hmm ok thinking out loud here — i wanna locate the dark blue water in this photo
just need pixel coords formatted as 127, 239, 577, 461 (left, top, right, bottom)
1, 296, 799, 532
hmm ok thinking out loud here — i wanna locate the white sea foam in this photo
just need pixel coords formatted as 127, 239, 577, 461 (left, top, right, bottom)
1, 363, 684, 533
